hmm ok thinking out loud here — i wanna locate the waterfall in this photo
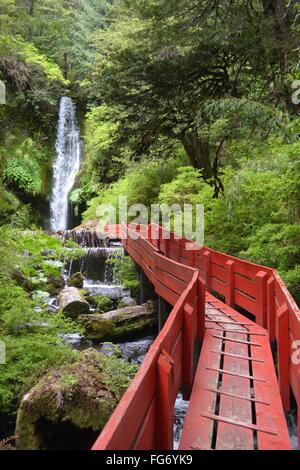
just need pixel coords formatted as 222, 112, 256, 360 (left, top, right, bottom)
50, 97, 82, 231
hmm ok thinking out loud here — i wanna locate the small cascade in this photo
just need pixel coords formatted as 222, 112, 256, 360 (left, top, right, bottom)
62, 229, 102, 248
64, 237, 127, 301
50, 97, 82, 231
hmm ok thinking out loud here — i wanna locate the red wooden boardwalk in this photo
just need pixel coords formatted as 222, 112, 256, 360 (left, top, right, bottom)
92, 223, 300, 451
179, 293, 291, 450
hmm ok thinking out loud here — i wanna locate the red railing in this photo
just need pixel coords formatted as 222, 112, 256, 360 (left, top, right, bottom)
92, 224, 205, 450
93, 223, 300, 449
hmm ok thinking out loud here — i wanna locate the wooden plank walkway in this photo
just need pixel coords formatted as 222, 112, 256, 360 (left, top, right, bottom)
179, 292, 292, 450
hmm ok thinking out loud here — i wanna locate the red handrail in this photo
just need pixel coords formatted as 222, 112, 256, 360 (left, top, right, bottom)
93, 223, 300, 450
92, 224, 205, 450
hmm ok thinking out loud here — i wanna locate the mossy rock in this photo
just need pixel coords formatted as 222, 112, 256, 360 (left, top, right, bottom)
15, 349, 137, 450
67, 272, 85, 289
117, 296, 137, 309
92, 295, 113, 313
78, 304, 157, 342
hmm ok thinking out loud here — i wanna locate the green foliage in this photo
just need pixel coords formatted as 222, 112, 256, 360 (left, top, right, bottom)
0, 334, 78, 415
93, 295, 113, 312
2, 137, 45, 195
108, 254, 140, 298
0, 227, 85, 415
83, 156, 182, 222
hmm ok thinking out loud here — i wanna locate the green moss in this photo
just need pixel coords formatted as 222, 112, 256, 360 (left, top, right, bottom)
15, 350, 137, 450
79, 310, 156, 342
92, 295, 113, 313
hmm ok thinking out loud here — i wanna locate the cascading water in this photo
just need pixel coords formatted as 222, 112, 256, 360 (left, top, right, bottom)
50, 97, 82, 231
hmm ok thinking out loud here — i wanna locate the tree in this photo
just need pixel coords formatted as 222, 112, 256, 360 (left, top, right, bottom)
88, 0, 298, 189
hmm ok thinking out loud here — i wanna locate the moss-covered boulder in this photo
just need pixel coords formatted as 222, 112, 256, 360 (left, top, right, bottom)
67, 272, 85, 289
78, 303, 157, 342
15, 349, 137, 450
117, 296, 137, 309
59, 287, 90, 319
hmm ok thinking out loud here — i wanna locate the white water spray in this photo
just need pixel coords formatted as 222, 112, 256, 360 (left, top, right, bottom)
50, 97, 82, 231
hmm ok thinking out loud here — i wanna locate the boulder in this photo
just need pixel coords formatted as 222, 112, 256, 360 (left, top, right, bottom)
67, 272, 85, 289
15, 349, 137, 450
78, 303, 156, 342
59, 287, 90, 319
117, 296, 137, 309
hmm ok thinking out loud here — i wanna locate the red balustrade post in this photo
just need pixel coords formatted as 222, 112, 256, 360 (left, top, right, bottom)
255, 270, 268, 328
267, 277, 276, 342
159, 225, 163, 253
277, 304, 291, 411
204, 251, 211, 293
198, 276, 206, 343
182, 303, 195, 400
225, 260, 234, 307
156, 350, 174, 450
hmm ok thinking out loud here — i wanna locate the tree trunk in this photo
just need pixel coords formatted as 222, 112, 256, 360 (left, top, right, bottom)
180, 131, 212, 179
261, 0, 290, 102
59, 287, 90, 318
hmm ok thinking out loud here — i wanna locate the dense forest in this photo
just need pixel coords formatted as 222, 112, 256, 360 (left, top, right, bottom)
0, 0, 300, 451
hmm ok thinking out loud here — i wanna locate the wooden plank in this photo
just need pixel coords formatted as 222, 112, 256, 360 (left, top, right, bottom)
156, 351, 175, 450
234, 289, 257, 316
234, 273, 256, 299
276, 304, 291, 411
155, 280, 179, 307
211, 262, 226, 282
251, 332, 292, 450
215, 328, 254, 450
179, 330, 222, 450
154, 252, 196, 283
133, 399, 156, 450
155, 268, 188, 296
211, 277, 226, 297
92, 346, 159, 450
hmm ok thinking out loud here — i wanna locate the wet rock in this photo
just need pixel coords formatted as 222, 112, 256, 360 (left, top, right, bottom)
59, 287, 90, 319
99, 343, 122, 359
118, 337, 154, 364
67, 272, 85, 289
15, 349, 137, 450
78, 304, 156, 342
117, 296, 137, 309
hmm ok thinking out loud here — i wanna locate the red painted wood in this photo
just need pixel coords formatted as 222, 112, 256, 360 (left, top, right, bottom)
93, 225, 299, 451
277, 304, 291, 411
156, 351, 175, 450
251, 330, 292, 450
255, 271, 268, 328
204, 251, 212, 292
267, 277, 276, 342
182, 303, 195, 400
225, 260, 235, 307
233, 272, 256, 300
215, 328, 253, 450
